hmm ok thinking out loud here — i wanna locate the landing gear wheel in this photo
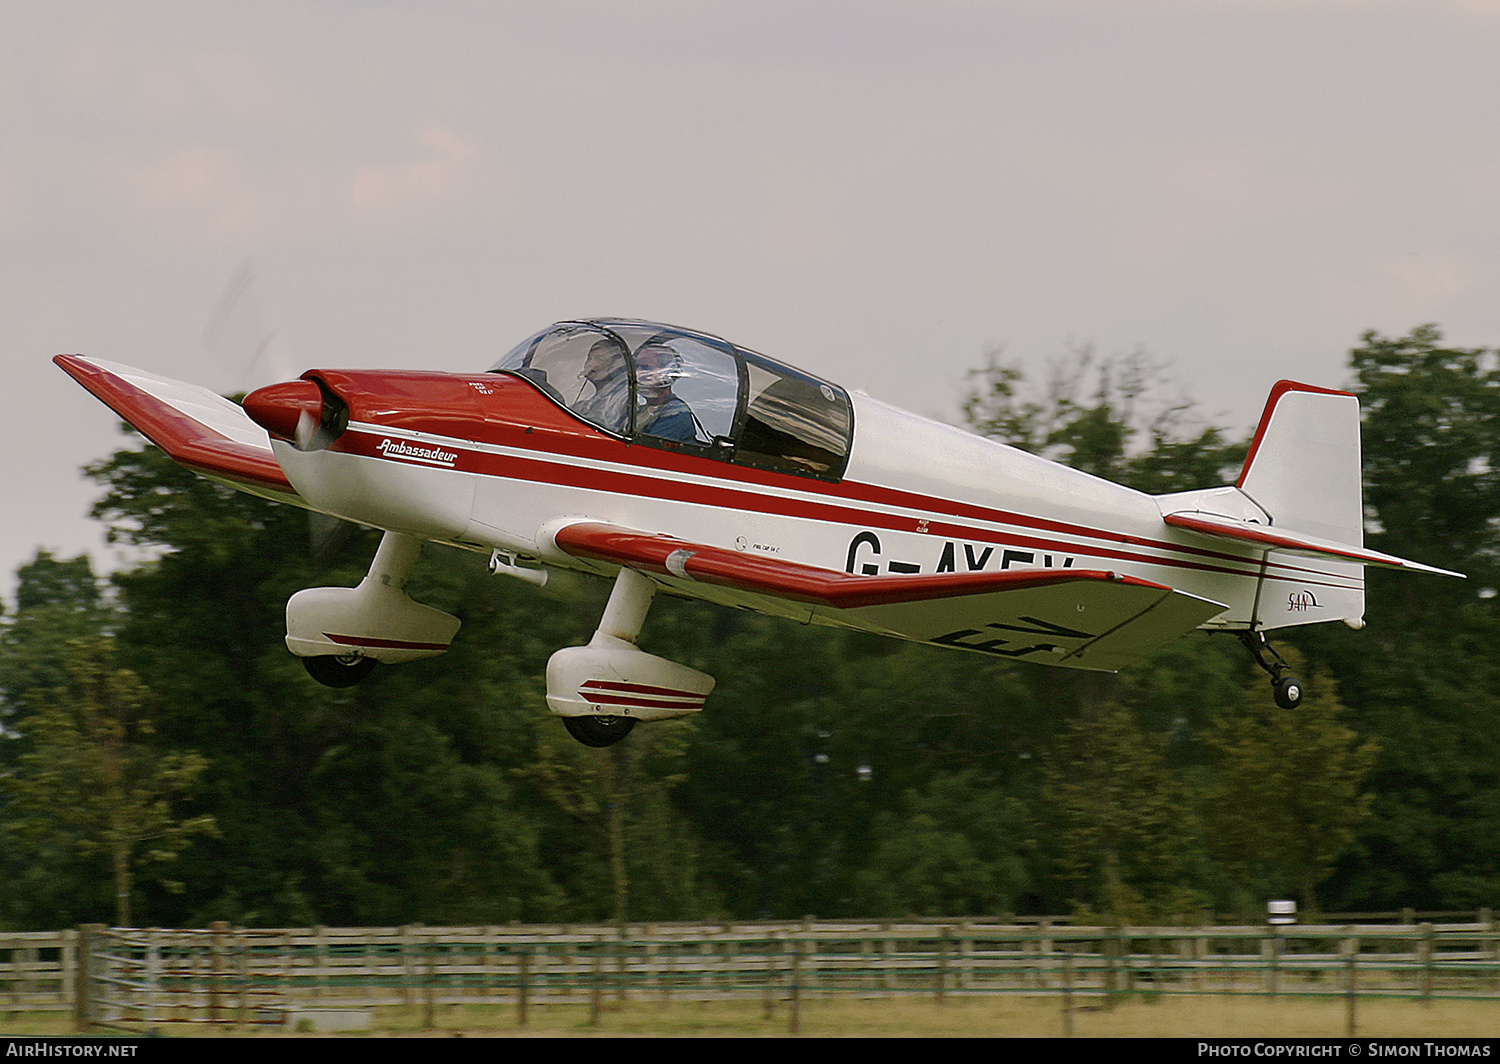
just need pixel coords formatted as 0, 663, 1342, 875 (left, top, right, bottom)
303, 654, 377, 688
1236, 630, 1305, 709
563, 715, 636, 748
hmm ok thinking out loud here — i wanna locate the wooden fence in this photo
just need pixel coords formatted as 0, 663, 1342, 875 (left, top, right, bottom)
5, 918, 1500, 1030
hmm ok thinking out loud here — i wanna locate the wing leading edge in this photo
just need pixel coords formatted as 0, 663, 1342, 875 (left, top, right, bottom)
551, 521, 1228, 672
55, 355, 302, 506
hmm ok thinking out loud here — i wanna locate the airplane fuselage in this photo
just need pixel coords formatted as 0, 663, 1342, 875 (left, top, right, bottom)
269, 367, 1361, 647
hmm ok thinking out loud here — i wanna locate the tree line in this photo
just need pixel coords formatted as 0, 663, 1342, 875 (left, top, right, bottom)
1, 325, 1495, 929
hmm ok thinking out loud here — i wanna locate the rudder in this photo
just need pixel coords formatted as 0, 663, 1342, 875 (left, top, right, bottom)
1238, 381, 1363, 547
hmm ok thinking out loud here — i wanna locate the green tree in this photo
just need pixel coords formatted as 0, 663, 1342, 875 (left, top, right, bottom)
962, 343, 1245, 492
73, 435, 580, 926
1353, 324, 1500, 589
1040, 698, 1208, 921
1303, 326, 1500, 910
2, 637, 215, 925
1201, 662, 1379, 913
1, 551, 114, 715
854, 770, 1031, 917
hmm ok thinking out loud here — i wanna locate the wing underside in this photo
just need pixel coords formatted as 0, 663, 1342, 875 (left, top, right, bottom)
56, 355, 305, 507
552, 521, 1228, 672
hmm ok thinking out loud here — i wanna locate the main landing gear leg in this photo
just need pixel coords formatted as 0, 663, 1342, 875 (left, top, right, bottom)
299, 533, 421, 687
560, 567, 657, 748
290, 530, 461, 687
1237, 629, 1304, 709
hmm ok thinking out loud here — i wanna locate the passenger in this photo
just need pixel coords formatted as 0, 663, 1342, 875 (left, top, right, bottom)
634, 340, 702, 443
572, 336, 630, 433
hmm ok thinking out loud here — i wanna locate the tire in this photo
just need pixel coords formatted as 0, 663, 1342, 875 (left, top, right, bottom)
562, 715, 636, 747
1273, 675, 1303, 709
303, 654, 377, 688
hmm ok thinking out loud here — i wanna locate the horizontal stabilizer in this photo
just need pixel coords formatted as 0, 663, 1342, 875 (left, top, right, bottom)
55, 355, 302, 505
1163, 511, 1463, 578
551, 521, 1229, 671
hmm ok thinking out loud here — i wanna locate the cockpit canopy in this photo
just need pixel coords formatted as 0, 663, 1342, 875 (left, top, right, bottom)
490, 319, 854, 480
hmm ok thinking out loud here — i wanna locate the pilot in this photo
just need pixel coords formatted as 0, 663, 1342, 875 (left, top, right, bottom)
633, 340, 701, 443
572, 336, 630, 433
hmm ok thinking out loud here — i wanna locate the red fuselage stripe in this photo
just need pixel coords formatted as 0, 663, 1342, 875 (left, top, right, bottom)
339, 427, 1361, 590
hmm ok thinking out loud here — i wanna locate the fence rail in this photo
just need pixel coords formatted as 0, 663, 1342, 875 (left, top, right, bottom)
5, 918, 1500, 1030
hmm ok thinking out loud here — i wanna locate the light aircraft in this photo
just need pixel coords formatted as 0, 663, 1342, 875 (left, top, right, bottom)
56, 318, 1460, 746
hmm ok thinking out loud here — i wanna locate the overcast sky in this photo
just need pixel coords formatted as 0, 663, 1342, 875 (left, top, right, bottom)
10, 0, 1500, 601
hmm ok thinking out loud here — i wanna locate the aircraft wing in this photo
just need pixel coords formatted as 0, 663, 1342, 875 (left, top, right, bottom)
1162, 511, 1463, 578
55, 355, 303, 507
552, 521, 1229, 672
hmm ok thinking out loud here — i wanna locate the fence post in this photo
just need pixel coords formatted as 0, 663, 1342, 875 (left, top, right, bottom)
959, 922, 973, 991
1105, 925, 1120, 1008
589, 938, 603, 1026
1420, 922, 1434, 1000
234, 929, 248, 1031
788, 938, 801, 1036
400, 924, 418, 1009
1343, 931, 1358, 1039
1037, 920, 1052, 990
936, 927, 950, 1003
312, 924, 326, 1001
60, 928, 77, 1013
1061, 947, 1074, 1038
762, 936, 776, 1021
423, 931, 436, 1030
1485, 909, 1499, 992
209, 921, 228, 1025
517, 948, 529, 1027
73, 925, 104, 1032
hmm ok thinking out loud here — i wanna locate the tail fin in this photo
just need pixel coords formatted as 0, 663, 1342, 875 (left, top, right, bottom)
1157, 380, 1460, 633
1237, 381, 1363, 546
1156, 381, 1369, 632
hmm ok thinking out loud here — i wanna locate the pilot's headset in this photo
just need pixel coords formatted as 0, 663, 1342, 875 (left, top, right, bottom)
579, 335, 627, 380
634, 337, 686, 390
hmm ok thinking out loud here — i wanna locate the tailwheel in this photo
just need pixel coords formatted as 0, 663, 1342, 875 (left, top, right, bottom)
563, 715, 637, 747
303, 653, 378, 688
1273, 674, 1304, 709
1237, 630, 1303, 708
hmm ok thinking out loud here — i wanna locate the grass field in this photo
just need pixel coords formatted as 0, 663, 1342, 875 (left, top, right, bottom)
7, 994, 1500, 1037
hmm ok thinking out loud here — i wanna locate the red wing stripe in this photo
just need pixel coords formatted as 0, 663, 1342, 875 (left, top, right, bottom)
580, 693, 708, 709
55, 355, 293, 493
324, 633, 452, 651
554, 522, 1172, 610
579, 680, 704, 698
577, 681, 708, 709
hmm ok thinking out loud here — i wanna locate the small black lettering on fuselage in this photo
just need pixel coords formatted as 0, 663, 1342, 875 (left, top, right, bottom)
844, 530, 1077, 577
1287, 590, 1320, 612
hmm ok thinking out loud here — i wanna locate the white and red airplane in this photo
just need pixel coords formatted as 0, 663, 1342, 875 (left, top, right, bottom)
56, 318, 1459, 746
